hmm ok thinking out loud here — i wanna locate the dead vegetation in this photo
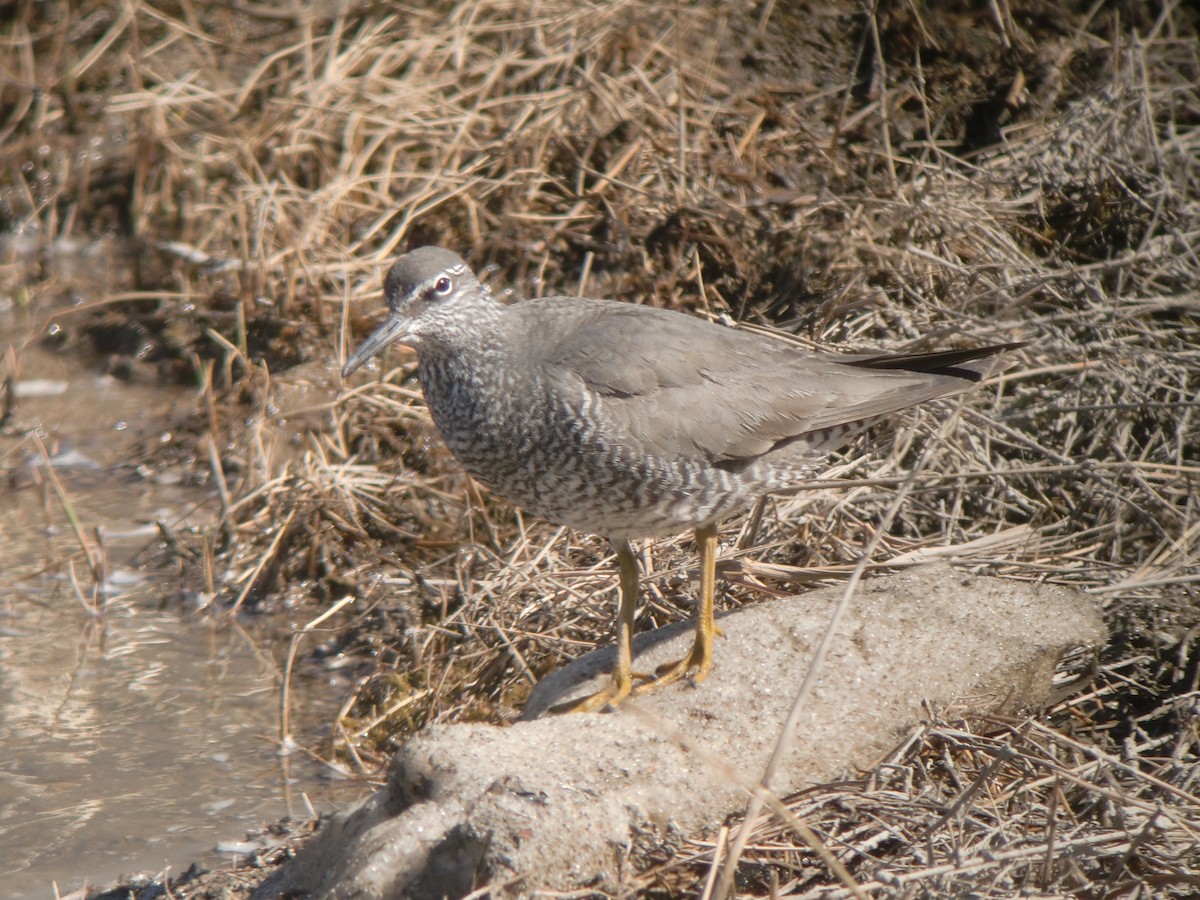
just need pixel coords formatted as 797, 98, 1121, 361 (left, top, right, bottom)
4, 0, 1199, 896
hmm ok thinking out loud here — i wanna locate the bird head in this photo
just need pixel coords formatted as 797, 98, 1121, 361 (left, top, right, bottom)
342, 246, 486, 376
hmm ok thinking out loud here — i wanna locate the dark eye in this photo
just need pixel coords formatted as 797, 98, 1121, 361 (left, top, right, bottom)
434, 276, 453, 294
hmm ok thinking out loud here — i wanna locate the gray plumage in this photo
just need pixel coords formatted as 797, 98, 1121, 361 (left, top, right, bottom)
343, 246, 1017, 541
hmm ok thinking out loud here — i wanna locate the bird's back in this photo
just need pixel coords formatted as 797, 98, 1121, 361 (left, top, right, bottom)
412, 293, 1014, 539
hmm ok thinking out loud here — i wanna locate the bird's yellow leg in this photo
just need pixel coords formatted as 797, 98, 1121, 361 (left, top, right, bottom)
634, 522, 717, 694
550, 539, 641, 714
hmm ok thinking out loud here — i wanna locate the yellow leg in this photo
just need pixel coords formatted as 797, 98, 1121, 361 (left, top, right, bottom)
633, 522, 717, 694
550, 539, 640, 714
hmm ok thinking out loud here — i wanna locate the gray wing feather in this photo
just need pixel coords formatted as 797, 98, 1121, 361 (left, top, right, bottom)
515, 298, 994, 464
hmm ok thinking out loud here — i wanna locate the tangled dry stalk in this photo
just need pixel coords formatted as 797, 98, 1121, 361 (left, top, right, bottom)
4, 0, 1199, 895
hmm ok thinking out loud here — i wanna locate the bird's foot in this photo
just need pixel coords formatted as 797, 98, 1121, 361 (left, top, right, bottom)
632, 638, 713, 695
548, 670, 635, 715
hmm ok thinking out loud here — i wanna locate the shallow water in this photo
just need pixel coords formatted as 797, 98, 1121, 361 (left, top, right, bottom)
0, 242, 368, 897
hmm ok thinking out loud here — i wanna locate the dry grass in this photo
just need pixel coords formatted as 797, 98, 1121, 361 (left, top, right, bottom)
4, 0, 1199, 896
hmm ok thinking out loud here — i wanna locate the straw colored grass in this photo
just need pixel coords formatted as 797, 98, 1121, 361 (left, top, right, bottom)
3, 0, 1198, 896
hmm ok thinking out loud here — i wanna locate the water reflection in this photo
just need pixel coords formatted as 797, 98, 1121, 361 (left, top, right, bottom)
0, 476, 366, 899
0, 241, 368, 898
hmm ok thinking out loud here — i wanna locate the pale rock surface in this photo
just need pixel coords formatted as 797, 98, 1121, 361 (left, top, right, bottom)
255, 564, 1104, 899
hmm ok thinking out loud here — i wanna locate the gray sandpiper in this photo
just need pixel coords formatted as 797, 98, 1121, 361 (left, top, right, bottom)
343, 246, 1019, 712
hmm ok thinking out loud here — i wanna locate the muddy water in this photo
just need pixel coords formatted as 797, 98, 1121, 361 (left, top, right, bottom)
1, 246, 368, 897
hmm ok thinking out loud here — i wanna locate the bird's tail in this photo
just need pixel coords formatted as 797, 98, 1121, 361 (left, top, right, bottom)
845, 341, 1026, 382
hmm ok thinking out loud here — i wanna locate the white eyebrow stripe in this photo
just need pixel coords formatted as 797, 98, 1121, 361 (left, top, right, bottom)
415, 263, 469, 297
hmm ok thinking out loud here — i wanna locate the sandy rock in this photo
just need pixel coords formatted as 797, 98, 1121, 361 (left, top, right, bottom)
255, 563, 1104, 899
